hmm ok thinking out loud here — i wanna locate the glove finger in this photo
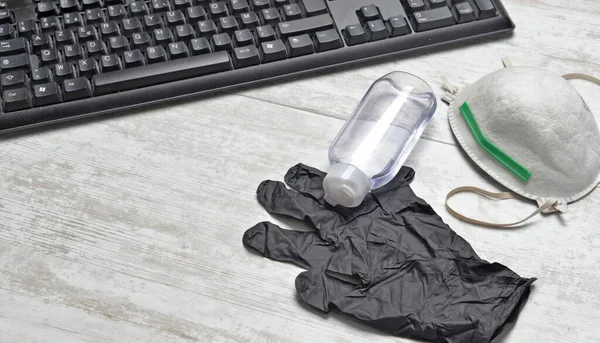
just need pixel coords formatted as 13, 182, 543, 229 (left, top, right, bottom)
257, 180, 337, 231
284, 163, 327, 201
243, 221, 336, 270
295, 269, 358, 313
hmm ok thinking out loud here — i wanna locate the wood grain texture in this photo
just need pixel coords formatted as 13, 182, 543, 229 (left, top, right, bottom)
1, 0, 600, 342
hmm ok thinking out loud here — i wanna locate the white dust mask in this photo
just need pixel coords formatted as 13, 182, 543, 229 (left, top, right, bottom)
442, 59, 600, 227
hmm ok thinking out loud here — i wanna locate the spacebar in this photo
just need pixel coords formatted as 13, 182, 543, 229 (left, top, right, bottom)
93, 51, 232, 96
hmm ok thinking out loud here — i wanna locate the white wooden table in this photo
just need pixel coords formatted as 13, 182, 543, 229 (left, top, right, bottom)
1, 1, 599, 342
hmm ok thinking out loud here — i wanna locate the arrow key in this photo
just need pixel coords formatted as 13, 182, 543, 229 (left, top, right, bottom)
2, 88, 32, 112
63, 77, 92, 101
33, 82, 62, 106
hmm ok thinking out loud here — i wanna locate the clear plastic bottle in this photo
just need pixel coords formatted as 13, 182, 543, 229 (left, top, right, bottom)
322, 72, 437, 207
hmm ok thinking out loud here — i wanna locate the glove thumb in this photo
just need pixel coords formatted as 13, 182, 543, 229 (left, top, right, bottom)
295, 269, 358, 313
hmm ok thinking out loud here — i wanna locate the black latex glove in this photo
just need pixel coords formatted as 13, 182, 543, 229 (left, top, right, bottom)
243, 164, 535, 343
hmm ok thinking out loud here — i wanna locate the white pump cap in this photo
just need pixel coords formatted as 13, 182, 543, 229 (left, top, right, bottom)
323, 163, 371, 208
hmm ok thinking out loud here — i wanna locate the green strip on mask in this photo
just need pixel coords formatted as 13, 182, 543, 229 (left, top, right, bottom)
459, 102, 532, 182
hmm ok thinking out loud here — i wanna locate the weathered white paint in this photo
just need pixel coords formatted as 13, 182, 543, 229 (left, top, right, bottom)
1, 1, 599, 342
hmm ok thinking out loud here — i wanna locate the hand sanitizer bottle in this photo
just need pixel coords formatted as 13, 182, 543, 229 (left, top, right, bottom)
322, 72, 437, 207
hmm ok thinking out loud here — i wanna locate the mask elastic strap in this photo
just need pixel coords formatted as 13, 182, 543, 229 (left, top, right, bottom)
562, 73, 600, 86
445, 186, 558, 228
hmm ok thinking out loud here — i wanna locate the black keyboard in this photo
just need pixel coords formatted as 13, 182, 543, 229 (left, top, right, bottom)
0, 0, 513, 133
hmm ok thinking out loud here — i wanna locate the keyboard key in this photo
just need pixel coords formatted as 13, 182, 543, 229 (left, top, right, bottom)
109, 35, 130, 52
314, 28, 342, 51
55, 29, 76, 46
154, 28, 174, 47
64, 43, 84, 61
132, 32, 151, 48
108, 4, 127, 20
146, 45, 168, 63
40, 17, 60, 33
1, 70, 28, 92
260, 39, 287, 62
212, 33, 233, 52
101, 21, 121, 37
274, 0, 291, 5
220, 16, 239, 33
85, 8, 105, 24
474, 0, 496, 18
0, 24, 14, 40
0, 9, 12, 24
286, 34, 314, 57
231, 0, 249, 14
187, 6, 207, 24
123, 49, 145, 67
277, 14, 333, 38
301, 0, 327, 16
412, 7, 455, 32
358, 4, 379, 22
208, 2, 228, 18
41, 48, 60, 66
18, 20, 37, 38
240, 12, 260, 29
343, 24, 367, 45
151, 0, 171, 13
252, 0, 271, 10
37, 2, 57, 17
283, 4, 302, 21
166, 10, 186, 27
0, 38, 28, 55
60, 0, 80, 13
55, 62, 75, 82
31, 67, 53, 84
198, 20, 217, 37
2, 88, 32, 112
365, 19, 388, 41
101, 54, 122, 71
77, 26, 98, 42
453, 2, 476, 23
82, 0, 102, 9
130, 1, 149, 17
429, 0, 447, 8
174, 0, 193, 10
144, 14, 163, 31
261, 8, 280, 26
33, 82, 62, 106
93, 51, 232, 95
63, 12, 83, 28
256, 25, 276, 42
0, 53, 30, 72
86, 39, 108, 56
63, 77, 92, 101
175, 24, 196, 40
122, 18, 143, 36
406, 0, 425, 12
234, 29, 254, 46
386, 16, 410, 36
190, 37, 211, 54
168, 41, 190, 59
78, 58, 99, 78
